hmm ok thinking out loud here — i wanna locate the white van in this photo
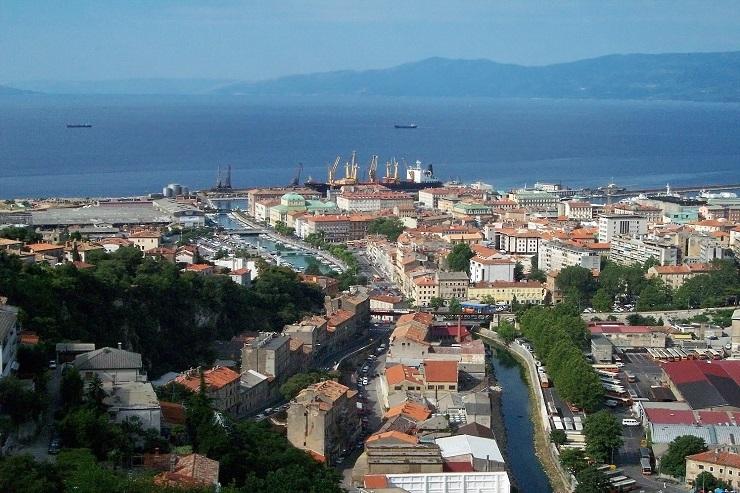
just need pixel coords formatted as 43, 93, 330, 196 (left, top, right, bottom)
622, 418, 640, 426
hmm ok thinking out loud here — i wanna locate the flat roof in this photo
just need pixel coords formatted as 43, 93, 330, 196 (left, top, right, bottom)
32, 203, 172, 226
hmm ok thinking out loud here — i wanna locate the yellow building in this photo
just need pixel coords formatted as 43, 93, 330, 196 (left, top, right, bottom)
468, 280, 547, 305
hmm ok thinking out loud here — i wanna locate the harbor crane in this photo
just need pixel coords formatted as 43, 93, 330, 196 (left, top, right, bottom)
367, 154, 379, 182
289, 162, 303, 187
327, 156, 341, 186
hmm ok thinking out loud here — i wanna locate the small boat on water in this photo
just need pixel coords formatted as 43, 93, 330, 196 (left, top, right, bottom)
394, 123, 417, 129
66, 124, 92, 128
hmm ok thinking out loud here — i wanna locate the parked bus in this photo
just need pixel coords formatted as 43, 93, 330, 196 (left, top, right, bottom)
625, 372, 636, 383
640, 457, 653, 475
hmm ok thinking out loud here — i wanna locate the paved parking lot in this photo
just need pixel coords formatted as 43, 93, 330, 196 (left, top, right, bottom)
621, 351, 672, 401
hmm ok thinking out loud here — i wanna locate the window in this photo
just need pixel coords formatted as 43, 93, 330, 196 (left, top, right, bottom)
427, 385, 433, 390
394, 386, 401, 390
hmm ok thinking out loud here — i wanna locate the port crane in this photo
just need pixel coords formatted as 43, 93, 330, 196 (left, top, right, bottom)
288, 162, 303, 187
327, 156, 341, 186
367, 155, 379, 182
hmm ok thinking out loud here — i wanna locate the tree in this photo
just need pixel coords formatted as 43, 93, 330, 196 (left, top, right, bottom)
367, 217, 405, 242
514, 262, 525, 281
0, 376, 46, 426
559, 448, 588, 475
273, 221, 293, 236
556, 266, 596, 306
303, 258, 322, 276
0, 454, 63, 493
574, 466, 611, 493
60, 367, 84, 410
446, 243, 474, 274
279, 371, 336, 401
429, 297, 445, 310
69, 231, 83, 241
693, 471, 728, 491
448, 298, 462, 315
496, 320, 517, 344
660, 435, 707, 478
85, 373, 107, 414
591, 289, 612, 313
550, 429, 567, 447
636, 279, 672, 311
584, 410, 623, 463
0, 225, 42, 243
529, 268, 547, 283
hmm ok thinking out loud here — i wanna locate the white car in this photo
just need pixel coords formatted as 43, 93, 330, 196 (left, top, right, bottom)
622, 418, 640, 426
605, 399, 619, 407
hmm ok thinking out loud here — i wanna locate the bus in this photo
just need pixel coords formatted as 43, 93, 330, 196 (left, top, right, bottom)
640, 457, 653, 475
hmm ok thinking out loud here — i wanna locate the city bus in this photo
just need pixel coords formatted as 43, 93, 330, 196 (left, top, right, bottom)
640, 457, 653, 475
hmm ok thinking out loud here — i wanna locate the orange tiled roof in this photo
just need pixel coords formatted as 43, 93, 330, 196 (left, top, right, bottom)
153, 454, 219, 487
385, 364, 423, 386
384, 401, 431, 422
185, 263, 212, 272
26, 242, 62, 252
423, 359, 458, 383
397, 312, 434, 326
366, 430, 419, 445
175, 367, 240, 392
160, 401, 186, 425
364, 474, 390, 489
19, 331, 39, 345
686, 450, 740, 469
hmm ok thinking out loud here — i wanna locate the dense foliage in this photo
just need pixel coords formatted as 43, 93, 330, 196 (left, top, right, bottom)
583, 410, 623, 463
574, 466, 611, 493
555, 266, 596, 307
0, 249, 323, 375
559, 448, 588, 475
519, 304, 604, 411
367, 217, 405, 242
302, 232, 366, 290
660, 435, 708, 478
446, 243, 474, 274
279, 371, 337, 400
0, 225, 42, 243
693, 471, 729, 491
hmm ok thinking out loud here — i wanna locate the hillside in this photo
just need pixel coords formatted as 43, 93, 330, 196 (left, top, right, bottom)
214, 51, 740, 102
0, 84, 33, 95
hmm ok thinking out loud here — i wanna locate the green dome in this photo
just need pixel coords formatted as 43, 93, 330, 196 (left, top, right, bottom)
281, 192, 305, 202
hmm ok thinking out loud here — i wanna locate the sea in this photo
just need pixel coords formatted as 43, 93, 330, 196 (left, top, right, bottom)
1, 94, 739, 198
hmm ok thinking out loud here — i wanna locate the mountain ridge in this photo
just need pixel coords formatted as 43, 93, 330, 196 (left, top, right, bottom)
214, 51, 740, 102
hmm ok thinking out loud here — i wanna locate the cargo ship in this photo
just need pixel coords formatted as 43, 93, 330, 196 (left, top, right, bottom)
394, 123, 417, 129
66, 124, 92, 128
304, 152, 442, 195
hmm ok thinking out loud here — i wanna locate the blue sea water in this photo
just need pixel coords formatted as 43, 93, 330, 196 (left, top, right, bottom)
1, 95, 739, 198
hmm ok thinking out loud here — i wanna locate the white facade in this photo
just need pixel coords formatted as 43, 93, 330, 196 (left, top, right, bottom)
496, 230, 541, 254
598, 214, 648, 243
381, 472, 510, 493
609, 235, 679, 266
0, 305, 19, 379
469, 257, 516, 283
538, 240, 601, 273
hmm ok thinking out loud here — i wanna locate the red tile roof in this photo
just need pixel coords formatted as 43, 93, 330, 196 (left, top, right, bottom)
384, 402, 431, 421
590, 325, 653, 334
385, 364, 423, 386
644, 408, 696, 425
423, 359, 458, 383
175, 367, 240, 392
366, 431, 419, 445
686, 450, 740, 469
160, 401, 186, 425
364, 474, 389, 489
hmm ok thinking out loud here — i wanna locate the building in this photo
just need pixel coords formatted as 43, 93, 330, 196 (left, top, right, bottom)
73, 346, 146, 385
152, 199, 205, 227
538, 239, 601, 273
336, 190, 414, 212
286, 379, 358, 463
175, 366, 242, 416
685, 449, 740, 489
609, 234, 679, 266
267, 192, 338, 227
363, 471, 510, 493
435, 434, 506, 473
127, 230, 161, 252
612, 203, 663, 224
246, 187, 321, 217
240, 332, 291, 381
103, 381, 161, 432
732, 309, 740, 360
239, 369, 270, 417
509, 189, 557, 210
598, 214, 648, 243
364, 431, 443, 475
297, 214, 376, 243
437, 271, 469, 301
229, 267, 252, 286
418, 188, 462, 209
491, 228, 542, 255
589, 324, 667, 348
468, 281, 547, 305
558, 200, 593, 220
647, 263, 715, 289
154, 453, 220, 490
0, 305, 20, 378
422, 359, 459, 394
590, 334, 614, 363
469, 257, 516, 284
662, 360, 740, 411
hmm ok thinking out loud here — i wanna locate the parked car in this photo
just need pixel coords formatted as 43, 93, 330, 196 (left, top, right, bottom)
48, 438, 61, 455
622, 418, 640, 426
605, 399, 619, 408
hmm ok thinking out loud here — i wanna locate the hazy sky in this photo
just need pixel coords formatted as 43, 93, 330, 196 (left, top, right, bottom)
3, 1, 740, 82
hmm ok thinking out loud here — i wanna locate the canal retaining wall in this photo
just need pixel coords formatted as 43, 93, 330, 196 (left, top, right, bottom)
480, 328, 575, 493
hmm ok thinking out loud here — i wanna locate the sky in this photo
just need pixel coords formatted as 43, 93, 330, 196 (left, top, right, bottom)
3, 0, 740, 83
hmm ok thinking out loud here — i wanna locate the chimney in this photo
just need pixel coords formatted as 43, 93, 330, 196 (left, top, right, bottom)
117, 342, 122, 350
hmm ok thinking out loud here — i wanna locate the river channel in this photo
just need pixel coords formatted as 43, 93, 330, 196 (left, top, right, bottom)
490, 348, 553, 493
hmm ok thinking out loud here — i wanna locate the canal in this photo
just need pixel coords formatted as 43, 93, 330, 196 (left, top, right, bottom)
490, 348, 553, 493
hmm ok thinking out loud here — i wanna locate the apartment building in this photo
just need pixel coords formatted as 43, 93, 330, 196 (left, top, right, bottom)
647, 263, 715, 289
508, 190, 558, 210
286, 380, 359, 463
240, 332, 292, 381
437, 271, 469, 301
685, 450, 740, 490
598, 214, 648, 243
612, 203, 663, 224
175, 366, 241, 416
0, 304, 19, 379
296, 214, 375, 242
492, 228, 542, 255
609, 234, 679, 266
538, 239, 601, 273
557, 200, 593, 220
336, 191, 414, 212
469, 257, 516, 283
418, 188, 461, 209
468, 281, 547, 305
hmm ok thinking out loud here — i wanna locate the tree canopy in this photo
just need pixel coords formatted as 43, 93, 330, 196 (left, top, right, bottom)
279, 371, 337, 401
555, 266, 596, 306
446, 243, 474, 274
660, 435, 707, 478
583, 411, 623, 463
367, 217, 405, 242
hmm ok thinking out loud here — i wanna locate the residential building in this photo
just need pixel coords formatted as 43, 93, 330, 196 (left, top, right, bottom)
412, 275, 439, 307
492, 228, 542, 255
284, 316, 329, 355
469, 257, 516, 283
229, 267, 252, 286
538, 239, 601, 273
437, 271, 469, 301
336, 190, 414, 212
468, 281, 547, 305
240, 332, 291, 381
589, 324, 667, 348
509, 189, 557, 210
298, 214, 375, 242
239, 369, 270, 416
127, 230, 161, 251
73, 346, 146, 385
637, 195, 703, 224
25, 242, 65, 262
183, 263, 215, 276
598, 214, 648, 243
685, 450, 740, 489
0, 305, 20, 378
286, 380, 359, 463
175, 366, 242, 416
612, 203, 663, 224
364, 432, 443, 475
418, 188, 461, 209
558, 200, 593, 220
647, 263, 715, 289
154, 453, 220, 490
299, 274, 340, 296
104, 381, 161, 432
609, 234, 679, 266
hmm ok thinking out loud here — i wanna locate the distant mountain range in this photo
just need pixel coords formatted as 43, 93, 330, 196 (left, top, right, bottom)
0, 84, 33, 95
7, 78, 235, 95
214, 51, 740, 102
5, 51, 740, 101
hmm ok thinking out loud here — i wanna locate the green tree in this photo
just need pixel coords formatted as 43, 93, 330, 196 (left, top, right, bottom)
529, 268, 547, 283
591, 289, 612, 312
660, 435, 707, 478
367, 217, 405, 242
693, 471, 728, 491
303, 258, 323, 276
496, 320, 517, 344
85, 373, 107, 414
69, 231, 83, 241
550, 429, 567, 447
636, 279, 672, 311
448, 298, 462, 315
446, 243, 474, 274
0, 225, 42, 243
514, 262, 525, 281
279, 371, 336, 401
60, 367, 84, 410
574, 466, 611, 493
429, 296, 445, 310
273, 221, 293, 236
0, 454, 63, 493
559, 448, 588, 475
584, 410, 623, 463
0, 376, 46, 426
556, 266, 596, 306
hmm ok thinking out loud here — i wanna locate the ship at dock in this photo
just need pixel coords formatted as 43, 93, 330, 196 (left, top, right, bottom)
304, 152, 442, 195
